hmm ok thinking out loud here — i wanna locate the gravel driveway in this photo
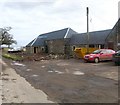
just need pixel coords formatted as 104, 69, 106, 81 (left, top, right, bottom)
3, 58, 118, 103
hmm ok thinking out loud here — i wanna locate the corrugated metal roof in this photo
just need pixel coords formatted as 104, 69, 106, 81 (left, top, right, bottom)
70, 29, 111, 45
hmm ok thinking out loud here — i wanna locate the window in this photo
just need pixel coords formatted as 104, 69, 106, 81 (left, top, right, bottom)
92, 50, 102, 54
101, 50, 107, 54
106, 50, 113, 54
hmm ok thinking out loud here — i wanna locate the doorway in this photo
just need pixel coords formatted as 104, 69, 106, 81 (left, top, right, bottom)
34, 47, 37, 53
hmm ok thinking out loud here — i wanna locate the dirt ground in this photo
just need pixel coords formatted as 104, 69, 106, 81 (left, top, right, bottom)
1, 58, 55, 103
3, 58, 118, 103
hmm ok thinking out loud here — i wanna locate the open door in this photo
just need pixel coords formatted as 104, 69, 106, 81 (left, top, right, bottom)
45, 45, 48, 53
34, 47, 37, 53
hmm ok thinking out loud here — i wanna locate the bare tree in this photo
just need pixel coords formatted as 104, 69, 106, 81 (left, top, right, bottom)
0, 27, 17, 47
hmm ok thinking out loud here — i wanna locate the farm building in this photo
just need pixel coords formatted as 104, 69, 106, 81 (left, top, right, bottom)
70, 29, 111, 48
26, 19, 120, 56
26, 28, 77, 54
105, 18, 120, 50
26, 29, 111, 56
69, 29, 111, 55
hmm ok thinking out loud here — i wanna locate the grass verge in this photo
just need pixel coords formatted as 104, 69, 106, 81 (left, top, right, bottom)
2, 53, 23, 61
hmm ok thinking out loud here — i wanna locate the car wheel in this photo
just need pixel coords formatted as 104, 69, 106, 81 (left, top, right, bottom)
94, 58, 99, 63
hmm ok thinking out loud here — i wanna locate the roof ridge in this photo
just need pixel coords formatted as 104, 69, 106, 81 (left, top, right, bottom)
64, 28, 70, 38
73, 29, 111, 35
31, 37, 38, 46
38, 27, 69, 36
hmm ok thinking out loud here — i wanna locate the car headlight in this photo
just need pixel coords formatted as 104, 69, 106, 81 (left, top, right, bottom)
89, 56, 94, 58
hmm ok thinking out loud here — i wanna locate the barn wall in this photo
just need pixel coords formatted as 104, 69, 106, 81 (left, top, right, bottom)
26, 46, 34, 54
46, 39, 65, 54
26, 46, 45, 54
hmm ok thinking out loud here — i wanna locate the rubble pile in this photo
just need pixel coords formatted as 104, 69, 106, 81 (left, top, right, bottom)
15, 52, 66, 61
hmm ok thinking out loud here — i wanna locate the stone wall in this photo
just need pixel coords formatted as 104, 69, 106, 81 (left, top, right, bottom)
46, 39, 65, 54
26, 46, 45, 54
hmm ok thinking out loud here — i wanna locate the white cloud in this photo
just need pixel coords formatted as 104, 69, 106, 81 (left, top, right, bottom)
118, 1, 120, 18
0, 0, 119, 46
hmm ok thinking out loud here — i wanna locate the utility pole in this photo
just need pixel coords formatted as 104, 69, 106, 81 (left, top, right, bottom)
86, 7, 89, 54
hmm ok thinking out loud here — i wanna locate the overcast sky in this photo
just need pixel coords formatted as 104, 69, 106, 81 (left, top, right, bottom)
0, 0, 119, 47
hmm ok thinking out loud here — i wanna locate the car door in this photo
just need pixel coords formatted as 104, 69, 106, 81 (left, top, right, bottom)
99, 50, 108, 61
106, 50, 114, 60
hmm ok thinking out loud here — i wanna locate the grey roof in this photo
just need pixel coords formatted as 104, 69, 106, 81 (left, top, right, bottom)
105, 18, 120, 41
26, 28, 77, 47
26, 39, 35, 47
70, 29, 111, 45
64, 28, 78, 38
31, 38, 45, 47
26, 38, 46, 47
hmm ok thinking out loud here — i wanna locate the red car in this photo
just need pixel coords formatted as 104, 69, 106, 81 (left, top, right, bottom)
84, 49, 115, 63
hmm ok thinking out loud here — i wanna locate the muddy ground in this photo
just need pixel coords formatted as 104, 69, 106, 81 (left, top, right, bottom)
1, 58, 55, 103
3, 58, 118, 103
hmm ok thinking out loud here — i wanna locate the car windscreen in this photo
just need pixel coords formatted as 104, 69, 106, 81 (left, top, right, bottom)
92, 50, 102, 54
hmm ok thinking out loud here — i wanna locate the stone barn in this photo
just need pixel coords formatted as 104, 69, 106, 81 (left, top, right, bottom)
105, 18, 120, 50
69, 29, 111, 55
26, 28, 77, 54
26, 19, 119, 56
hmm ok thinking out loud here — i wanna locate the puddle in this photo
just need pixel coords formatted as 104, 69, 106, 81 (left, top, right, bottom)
55, 71, 59, 73
57, 72, 64, 74
55, 71, 64, 74
26, 69, 31, 71
31, 74, 39, 77
48, 71, 53, 73
41, 66, 45, 68
73, 71, 84, 75
11, 62, 25, 67
48, 70, 64, 74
